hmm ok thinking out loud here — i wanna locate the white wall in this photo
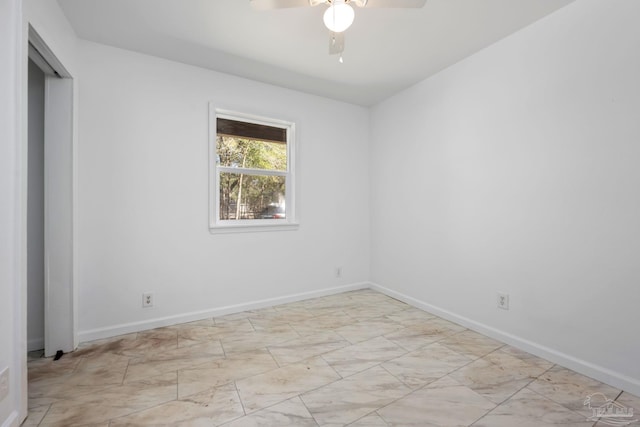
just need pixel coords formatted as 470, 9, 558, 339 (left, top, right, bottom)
1, 0, 23, 424
371, 0, 640, 394
27, 59, 45, 352
76, 41, 370, 339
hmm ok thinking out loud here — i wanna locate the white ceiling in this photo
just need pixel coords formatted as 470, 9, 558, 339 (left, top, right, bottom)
57, 0, 574, 106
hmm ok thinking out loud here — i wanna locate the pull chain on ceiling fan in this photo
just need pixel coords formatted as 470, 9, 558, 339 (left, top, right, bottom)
250, 0, 427, 62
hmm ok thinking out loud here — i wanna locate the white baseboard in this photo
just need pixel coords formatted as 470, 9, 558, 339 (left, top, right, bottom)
78, 282, 370, 343
370, 282, 640, 397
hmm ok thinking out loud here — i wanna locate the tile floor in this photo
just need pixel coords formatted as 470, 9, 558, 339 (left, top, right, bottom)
25, 290, 639, 426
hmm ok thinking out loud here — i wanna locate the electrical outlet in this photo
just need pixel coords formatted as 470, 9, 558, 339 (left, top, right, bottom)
0, 367, 9, 402
497, 293, 509, 310
335, 267, 342, 278
142, 292, 154, 308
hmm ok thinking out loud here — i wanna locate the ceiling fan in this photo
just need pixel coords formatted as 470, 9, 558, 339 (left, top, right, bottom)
250, 0, 427, 62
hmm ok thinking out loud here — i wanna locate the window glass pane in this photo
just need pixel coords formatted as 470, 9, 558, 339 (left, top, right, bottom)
216, 136, 287, 171
219, 172, 286, 220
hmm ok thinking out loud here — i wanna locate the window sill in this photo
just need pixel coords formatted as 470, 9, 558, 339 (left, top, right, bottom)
209, 222, 299, 234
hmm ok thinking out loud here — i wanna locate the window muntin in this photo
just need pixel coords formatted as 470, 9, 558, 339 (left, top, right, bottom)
210, 108, 296, 231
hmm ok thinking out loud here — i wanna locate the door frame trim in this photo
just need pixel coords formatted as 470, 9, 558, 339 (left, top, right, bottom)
26, 24, 76, 358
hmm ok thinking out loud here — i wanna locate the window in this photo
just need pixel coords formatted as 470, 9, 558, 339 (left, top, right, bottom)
209, 107, 297, 232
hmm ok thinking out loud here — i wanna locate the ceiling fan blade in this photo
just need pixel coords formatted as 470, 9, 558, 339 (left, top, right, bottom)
329, 32, 345, 55
250, 0, 322, 10
352, 0, 426, 8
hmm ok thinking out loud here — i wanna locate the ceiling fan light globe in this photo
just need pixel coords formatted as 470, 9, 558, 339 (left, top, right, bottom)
323, 3, 355, 33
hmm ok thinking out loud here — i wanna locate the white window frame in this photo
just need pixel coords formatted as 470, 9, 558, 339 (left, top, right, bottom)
209, 105, 298, 233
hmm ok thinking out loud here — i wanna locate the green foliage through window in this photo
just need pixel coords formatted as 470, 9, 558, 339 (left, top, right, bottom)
217, 136, 287, 220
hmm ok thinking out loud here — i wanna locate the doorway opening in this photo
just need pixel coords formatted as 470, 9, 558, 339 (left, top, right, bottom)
27, 56, 45, 355
27, 25, 75, 358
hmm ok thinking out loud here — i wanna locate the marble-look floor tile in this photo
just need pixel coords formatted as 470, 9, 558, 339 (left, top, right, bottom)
347, 413, 389, 426
301, 366, 411, 426
615, 391, 640, 415
383, 307, 436, 327
482, 349, 553, 376
220, 325, 300, 354
289, 311, 356, 336
180, 317, 215, 327
236, 356, 341, 412
178, 349, 278, 398
347, 291, 407, 308
73, 332, 138, 356
273, 299, 311, 312
428, 317, 467, 332
382, 342, 471, 389
301, 294, 357, 312
449, 350, 548, 404
497, 345, 555, 370
248, 316, 295, 330
130, 338, 225, 363
592, 420, 636, 427
305, 305, 355, 318
473, 388, 594, 426
248, 306, 281, 317
136, 327, 179, 341
76, 330, 178, 359
64, 352, 131, 386
213, 311, 255, 324
213, 307, 278, 325
383, 320, 461, 352
221, 396, 318, 427
27, 349, 45, 361
438, 330, 504, 359
272, 299, 311, 311
39, 372, 177, 426
110, 382, 244, 426
124, 340, 225, 383
41, 423, 109, 427
27, 290, 633, 427
582, 391, 638, 426
588, 392, 640, 427
528, 365, 621, 412
28, 377, 115, 409
322, 336, 407, 378
268, 331, 350, 366
335, 318, 404, 344
346, 303, 406, 321
257, 305, 316, 322
174, 318, 255, 347
28, 354, 82, 383
20, 404, 50, 427
69, 371, 176, 405
377, 376, 495, 427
